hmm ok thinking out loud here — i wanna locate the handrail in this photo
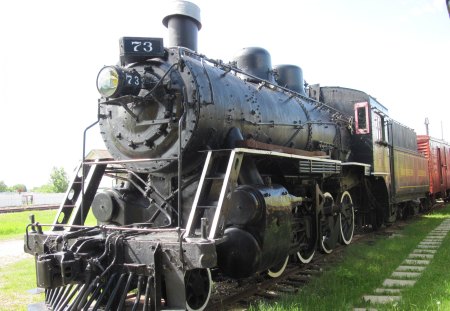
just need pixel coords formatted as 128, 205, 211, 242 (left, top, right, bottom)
81, 120, 100, 227
178, 100, 186, 229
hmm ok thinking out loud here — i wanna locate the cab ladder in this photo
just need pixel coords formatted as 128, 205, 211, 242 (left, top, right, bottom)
185, 150, 243, 240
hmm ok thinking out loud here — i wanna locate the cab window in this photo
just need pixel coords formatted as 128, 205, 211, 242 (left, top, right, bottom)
354, 102, 370, 134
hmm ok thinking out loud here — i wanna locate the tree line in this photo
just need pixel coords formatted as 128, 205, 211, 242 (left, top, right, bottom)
0, 167, 69, 193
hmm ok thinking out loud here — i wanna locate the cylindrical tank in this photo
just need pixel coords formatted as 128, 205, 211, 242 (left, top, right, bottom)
216, 184, 292, 278
274, 64, 305, 95
233, 47, 276, 83
98, 49, 342, 173
162, 0, 202, 52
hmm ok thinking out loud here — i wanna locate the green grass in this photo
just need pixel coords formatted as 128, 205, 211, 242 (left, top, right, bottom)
0, 257, 44, 311
251, 205, 450, 311
372, 209, 450, 311
0, 209, 97, 310
0, 209, 97, 240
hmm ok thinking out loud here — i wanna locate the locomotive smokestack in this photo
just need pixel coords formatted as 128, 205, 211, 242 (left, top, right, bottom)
162, 0, 202, 52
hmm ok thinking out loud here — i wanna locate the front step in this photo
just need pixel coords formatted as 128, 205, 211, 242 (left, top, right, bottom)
52, 159, 108, 230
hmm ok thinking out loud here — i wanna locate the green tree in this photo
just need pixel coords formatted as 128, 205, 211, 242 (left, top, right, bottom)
50, 167, 69, 193
32, 184, 55, 193
11, 184, 27, 193
0, 181, 8, 192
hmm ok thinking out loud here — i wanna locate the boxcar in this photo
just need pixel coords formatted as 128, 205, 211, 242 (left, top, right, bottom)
417, 135, 450, 200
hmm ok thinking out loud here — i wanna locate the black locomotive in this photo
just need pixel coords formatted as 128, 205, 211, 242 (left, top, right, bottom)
25, 1, 432, 310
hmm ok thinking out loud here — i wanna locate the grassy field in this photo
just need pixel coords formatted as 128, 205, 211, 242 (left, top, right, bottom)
251, 205, 450, 311
0, 257, 43, 311
0, 209, 97, 310
0, 209, 97, 240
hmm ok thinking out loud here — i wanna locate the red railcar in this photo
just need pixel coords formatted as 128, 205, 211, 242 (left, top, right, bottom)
417, 135, 450, 199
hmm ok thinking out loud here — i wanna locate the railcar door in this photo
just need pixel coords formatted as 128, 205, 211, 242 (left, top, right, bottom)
437, 146, 448, 194
371, 109, 392, 223
371, 111, 390, 175
447, 148, 450, 194
437, 147, 443, 192
441, 146, 448, 192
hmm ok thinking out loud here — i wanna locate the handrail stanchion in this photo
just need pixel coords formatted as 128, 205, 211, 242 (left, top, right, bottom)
178, 101, 186, 229
81, 120, 99, 228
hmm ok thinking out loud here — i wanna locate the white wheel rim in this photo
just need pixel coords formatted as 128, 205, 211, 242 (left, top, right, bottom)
339, 191, 354, 245
321, 235, 333, 254
267, 256, 289, 278
297, 249, 315, 264
185, 268, 212, 311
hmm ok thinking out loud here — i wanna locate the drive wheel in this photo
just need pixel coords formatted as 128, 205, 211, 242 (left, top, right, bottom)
297, 246, 315, 264
320, 219, 334, 254
371, 208, 384, 230
294, 207, 316, 264
339, 191, 354, 245
320, 192, 337, 254
267, 256, 289, 278
411, 202, 420, 216
185, 269, 212, 311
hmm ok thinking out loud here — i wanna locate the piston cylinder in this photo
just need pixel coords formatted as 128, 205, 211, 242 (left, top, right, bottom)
217, 184, 292, 278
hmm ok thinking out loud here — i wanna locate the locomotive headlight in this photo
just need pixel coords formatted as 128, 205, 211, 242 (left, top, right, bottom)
97, 66, 119, 97
96, 66, 142, 98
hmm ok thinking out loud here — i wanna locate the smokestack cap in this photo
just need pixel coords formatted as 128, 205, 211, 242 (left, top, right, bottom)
162, 0, 202, 30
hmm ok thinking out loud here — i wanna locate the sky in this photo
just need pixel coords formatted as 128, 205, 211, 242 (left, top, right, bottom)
0, 0, 448, 188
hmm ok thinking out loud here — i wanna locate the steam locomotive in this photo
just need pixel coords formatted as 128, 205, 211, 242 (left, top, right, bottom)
24, 1, 446, 310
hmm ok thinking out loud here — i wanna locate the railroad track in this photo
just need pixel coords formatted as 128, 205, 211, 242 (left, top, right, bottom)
0, 204, 59, 214
205, 220, 413, 311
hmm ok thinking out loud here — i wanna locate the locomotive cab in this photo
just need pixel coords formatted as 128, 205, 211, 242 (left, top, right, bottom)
320, 86, 429, 225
